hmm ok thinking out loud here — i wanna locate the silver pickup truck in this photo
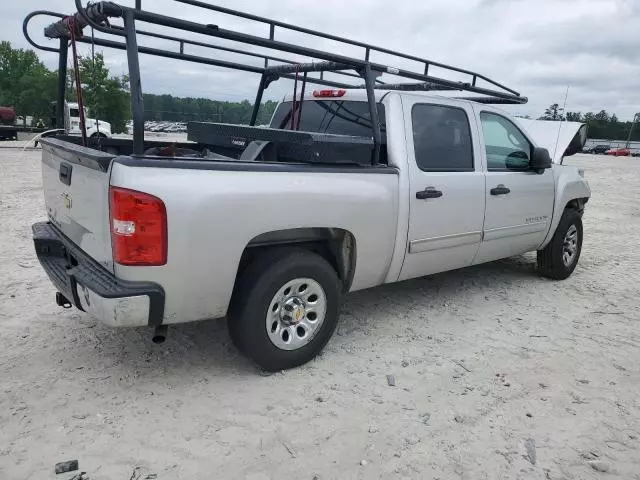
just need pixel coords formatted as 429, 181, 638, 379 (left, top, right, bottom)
28, 1, 590, 371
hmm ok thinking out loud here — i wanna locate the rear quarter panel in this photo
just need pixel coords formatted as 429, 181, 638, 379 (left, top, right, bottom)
109, 162, 399, 324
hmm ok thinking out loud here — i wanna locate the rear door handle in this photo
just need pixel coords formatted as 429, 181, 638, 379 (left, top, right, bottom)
490, 184, 510, 196
59, 162, 72, 186
416, 188, 443, 199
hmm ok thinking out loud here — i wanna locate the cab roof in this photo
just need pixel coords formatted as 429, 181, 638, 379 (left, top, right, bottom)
281, 88, 475, 105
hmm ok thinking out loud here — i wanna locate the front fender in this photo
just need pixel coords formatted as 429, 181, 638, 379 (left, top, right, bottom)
539, 165, 591, 249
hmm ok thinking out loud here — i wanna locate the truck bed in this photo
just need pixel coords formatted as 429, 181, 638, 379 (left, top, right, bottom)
54, 120, 381, 166
52, 134, 237, 158
38, 134, 398, 325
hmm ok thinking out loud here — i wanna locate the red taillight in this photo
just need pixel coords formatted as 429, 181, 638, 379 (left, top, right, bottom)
109, 186, 167, 266
312, 89, 346, 98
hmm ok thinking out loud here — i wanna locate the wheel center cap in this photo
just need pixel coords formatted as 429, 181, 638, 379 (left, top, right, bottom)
281, 297, 305, 325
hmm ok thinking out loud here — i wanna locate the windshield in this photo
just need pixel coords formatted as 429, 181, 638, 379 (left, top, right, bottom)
270, 100, 386, 141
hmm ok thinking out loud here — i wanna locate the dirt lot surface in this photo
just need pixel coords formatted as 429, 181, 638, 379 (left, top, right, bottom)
1, 150, 639, 480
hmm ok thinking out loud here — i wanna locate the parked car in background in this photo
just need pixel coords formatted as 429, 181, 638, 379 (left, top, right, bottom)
0, 106, 17, 140
65, 102, 112, 138
0, 106, 15, 125
584, 144, 610, 154
0, 107, 48, 140
144, 121, 188, 133
606, 147, 631, 157
34, 101, 112, 146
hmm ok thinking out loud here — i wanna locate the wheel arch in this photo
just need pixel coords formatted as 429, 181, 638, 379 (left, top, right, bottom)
234, 227, 357, 296
565, 197, 588, 213
539, 168, 591, 249
539, 195, 589, 249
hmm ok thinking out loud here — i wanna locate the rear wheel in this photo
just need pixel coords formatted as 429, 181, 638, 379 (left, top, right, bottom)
537, 208, 583, 280
228, 249, 341, 371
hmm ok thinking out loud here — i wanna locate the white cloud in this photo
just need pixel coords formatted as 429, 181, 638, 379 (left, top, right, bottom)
6, 0, 640, 119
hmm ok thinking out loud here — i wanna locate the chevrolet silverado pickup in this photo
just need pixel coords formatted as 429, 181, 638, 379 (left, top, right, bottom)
27, 1, 590, 370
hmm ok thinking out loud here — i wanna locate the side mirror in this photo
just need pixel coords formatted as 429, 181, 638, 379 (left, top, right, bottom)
530, 147, 552, 171
505, 151, 530, 171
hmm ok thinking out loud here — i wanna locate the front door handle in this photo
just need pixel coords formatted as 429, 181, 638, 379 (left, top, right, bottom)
490, 184, 510, 196
416, 188, 443, 199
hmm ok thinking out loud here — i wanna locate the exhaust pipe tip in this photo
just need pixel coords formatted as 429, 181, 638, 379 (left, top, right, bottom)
56, 292, 72, 309
152, 325, 168, 344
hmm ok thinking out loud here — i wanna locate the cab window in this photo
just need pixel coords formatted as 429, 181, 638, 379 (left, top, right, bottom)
411, 104, 473, 171
480, 112, 532, 170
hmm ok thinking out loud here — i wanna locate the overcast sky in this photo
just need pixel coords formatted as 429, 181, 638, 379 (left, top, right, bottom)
6, 0, 640, 120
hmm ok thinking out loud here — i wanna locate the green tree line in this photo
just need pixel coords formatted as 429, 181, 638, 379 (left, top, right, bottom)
142, 95, 278, 126
0, 42, 276, 132
0, 41, 56, 124
0, 41, 131, 131
539, 103, 639, 141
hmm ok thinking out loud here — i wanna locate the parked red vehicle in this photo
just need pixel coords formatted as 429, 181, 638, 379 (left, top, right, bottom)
0, 106, 18, 140
606, 148, 631, 156
0, 106, 16, 125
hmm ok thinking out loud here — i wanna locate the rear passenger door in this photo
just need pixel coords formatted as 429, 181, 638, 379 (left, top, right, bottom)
399, 98, 486, 281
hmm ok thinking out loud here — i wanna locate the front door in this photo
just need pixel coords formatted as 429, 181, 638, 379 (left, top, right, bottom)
472, 108, 555, 264
399, 98, 486, 281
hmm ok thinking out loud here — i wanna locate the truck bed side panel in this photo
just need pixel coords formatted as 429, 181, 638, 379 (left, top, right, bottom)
109, 161, 399, 325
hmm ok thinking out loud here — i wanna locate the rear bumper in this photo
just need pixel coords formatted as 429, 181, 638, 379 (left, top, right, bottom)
32, 222, 165, 327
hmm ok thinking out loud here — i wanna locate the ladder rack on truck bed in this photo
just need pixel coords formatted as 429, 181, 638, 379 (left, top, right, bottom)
24, 0, 528, 164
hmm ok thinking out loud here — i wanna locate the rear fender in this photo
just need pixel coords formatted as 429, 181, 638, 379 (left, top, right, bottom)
240, 227, 357, 293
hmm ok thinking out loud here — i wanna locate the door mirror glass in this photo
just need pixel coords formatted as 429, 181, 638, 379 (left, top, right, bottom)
504, 150, 530, 171
530, 147, 552, 170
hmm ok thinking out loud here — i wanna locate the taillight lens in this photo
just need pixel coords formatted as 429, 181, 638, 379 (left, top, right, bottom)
109, 186, 167, 266
312, 89, 346, 98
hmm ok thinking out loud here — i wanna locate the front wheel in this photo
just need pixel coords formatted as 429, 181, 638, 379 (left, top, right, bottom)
228, 250, 341, 371
537, 208, 583, 280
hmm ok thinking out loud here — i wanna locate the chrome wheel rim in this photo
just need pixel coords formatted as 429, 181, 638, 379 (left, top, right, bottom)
266, 278, 327, 351
562, 224, 579, 267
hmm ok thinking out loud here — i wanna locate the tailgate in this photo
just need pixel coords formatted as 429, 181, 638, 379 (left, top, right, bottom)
40, 138, 116, 271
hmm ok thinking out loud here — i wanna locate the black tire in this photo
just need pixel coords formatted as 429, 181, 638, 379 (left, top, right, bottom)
228, 249, 341, 371
537, 208, 583, 280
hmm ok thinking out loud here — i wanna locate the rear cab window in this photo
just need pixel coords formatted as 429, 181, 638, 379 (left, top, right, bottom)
270, 100, 386, 140
411, 104, 474, 171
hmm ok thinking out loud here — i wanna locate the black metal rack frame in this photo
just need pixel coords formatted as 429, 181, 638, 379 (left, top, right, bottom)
23, 0, 528, 159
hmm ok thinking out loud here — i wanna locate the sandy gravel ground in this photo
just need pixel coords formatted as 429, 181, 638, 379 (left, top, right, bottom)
1, 150, 639, 480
